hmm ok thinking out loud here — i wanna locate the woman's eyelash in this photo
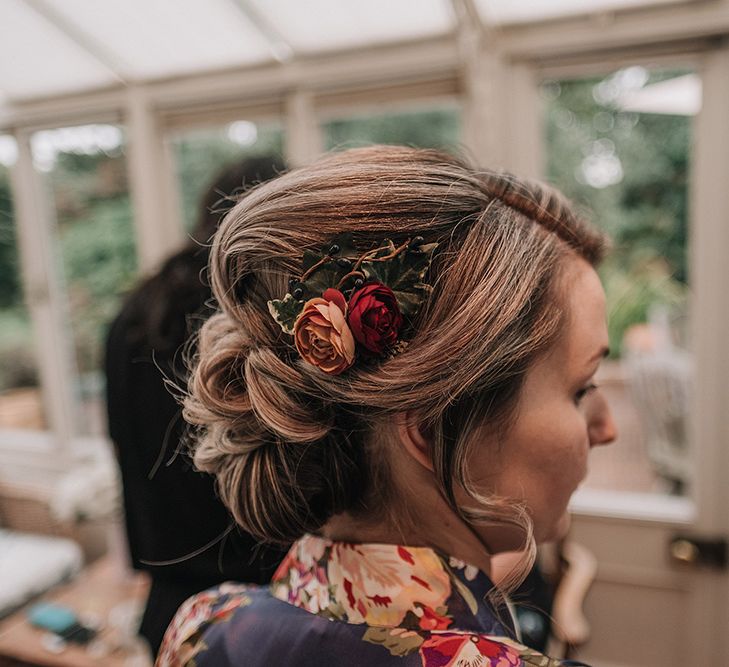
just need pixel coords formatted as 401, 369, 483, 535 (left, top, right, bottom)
575, 383, 598, 404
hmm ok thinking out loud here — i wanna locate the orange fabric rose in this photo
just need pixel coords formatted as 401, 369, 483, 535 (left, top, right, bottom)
293, 288, 356, 375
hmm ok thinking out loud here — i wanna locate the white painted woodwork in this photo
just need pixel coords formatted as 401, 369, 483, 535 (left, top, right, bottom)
499, 62, 543, 179
285, 90, 322, 167
124, 87, 185, 274
500, 0, 729, 60
7, 131, 77, 451
685, 42, 729, 661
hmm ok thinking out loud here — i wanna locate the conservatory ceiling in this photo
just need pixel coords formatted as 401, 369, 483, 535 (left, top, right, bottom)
0, 0, 704, 108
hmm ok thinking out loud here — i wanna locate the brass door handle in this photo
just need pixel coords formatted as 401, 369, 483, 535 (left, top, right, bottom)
668, 535, 727, 569
670, 539, 699, 564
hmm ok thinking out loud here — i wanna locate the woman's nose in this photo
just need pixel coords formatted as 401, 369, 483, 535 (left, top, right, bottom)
586, 391, 618, 447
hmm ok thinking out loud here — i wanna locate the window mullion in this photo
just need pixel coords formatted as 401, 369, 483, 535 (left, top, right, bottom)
285, 89, 322, 167
9, 130, 77, 451
125, 87, 186, 274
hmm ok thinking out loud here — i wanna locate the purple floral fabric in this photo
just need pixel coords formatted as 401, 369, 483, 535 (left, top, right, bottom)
157, 535, 584, 667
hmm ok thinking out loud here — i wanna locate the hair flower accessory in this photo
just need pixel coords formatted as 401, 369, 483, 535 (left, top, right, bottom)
268, 233, 438, 374
348, 282, 402, 355
293, 288, 356, 375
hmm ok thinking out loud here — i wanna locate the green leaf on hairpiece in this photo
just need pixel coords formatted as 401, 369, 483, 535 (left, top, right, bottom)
279, 235, 438, 331
302, 232, 358, 272
299, 232, 360, 299
362, 241, 439, 319
302, 260, 345, 299
267, 294, 304, 335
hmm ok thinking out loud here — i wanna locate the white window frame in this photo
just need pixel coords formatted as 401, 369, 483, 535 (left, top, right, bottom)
521, 44, 721, 527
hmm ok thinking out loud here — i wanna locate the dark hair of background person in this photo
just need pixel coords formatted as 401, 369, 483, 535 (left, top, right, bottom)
123, 154, 287, 355
104, 153, 287, 657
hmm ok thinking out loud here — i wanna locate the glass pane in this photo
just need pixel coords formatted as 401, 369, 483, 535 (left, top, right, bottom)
33, 124, 138, 437
322, 105, 461, 153
0, 137, 47, 430
543, 66, 695, 497
168, 120, 284, 233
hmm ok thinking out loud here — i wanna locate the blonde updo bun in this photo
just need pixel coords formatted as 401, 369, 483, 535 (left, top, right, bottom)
184, 146, 605, 558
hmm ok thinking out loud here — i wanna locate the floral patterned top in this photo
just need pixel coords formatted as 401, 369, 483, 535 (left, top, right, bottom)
157, 535, 589, 667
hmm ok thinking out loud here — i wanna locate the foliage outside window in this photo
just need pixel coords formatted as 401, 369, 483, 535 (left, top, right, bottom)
0, 141, 46, 430
543, 67, 691, 357
169, 121, 284, 233
35, 125, 137, 436
544, 67, 694, 497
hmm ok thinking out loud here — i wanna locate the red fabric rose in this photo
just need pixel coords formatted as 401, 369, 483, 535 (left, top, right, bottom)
347, 282, 403, 354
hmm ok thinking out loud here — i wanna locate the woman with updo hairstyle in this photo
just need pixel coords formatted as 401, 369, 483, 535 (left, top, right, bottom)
157, 146, 616, 667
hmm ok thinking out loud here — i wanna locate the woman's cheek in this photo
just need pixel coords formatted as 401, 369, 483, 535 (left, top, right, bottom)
574, 429, 591, 481
560, 417, 591, 484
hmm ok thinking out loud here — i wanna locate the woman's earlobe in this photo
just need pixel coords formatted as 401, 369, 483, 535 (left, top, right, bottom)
395, 412, 435, 472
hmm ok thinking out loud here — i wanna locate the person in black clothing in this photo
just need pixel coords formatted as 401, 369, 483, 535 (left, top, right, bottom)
104, 155, 288, 656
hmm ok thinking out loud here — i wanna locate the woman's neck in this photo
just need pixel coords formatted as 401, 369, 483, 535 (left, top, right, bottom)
320, 490, 494, 578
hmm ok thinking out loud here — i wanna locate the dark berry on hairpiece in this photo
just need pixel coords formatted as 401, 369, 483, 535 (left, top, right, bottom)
267, 234, 439, 372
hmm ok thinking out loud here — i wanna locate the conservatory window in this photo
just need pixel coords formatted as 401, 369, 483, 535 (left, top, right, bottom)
542, 65, 697, 500
0, 136, 47, 432
32, 124, 137, 437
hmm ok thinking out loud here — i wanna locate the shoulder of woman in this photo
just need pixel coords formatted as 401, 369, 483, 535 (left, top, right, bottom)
155, 583, 254, 667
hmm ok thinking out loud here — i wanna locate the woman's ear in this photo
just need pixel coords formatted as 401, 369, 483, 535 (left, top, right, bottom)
395, 411, 434, 472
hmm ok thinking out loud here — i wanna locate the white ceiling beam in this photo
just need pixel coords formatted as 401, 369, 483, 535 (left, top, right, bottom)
449, 0, 491, 61
5, 0, 729, 133
0, 36, 459, 133
499, 0, 729, 61
0, 88, 125, 133
0, 36, 459, 132
314, 78, 459, 119
449, 0, 485, 33
21, 0, 130, 84
149, 37, 460, 109
227, 0, 295, 63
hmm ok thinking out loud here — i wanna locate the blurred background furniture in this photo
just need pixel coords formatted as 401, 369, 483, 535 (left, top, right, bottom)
549, 540, 599, 660
624, 307, 693, 495
496, 538, 598, 659
0, 556, 151, 667
0, 531, 82, 620
0, 465, 119, 564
